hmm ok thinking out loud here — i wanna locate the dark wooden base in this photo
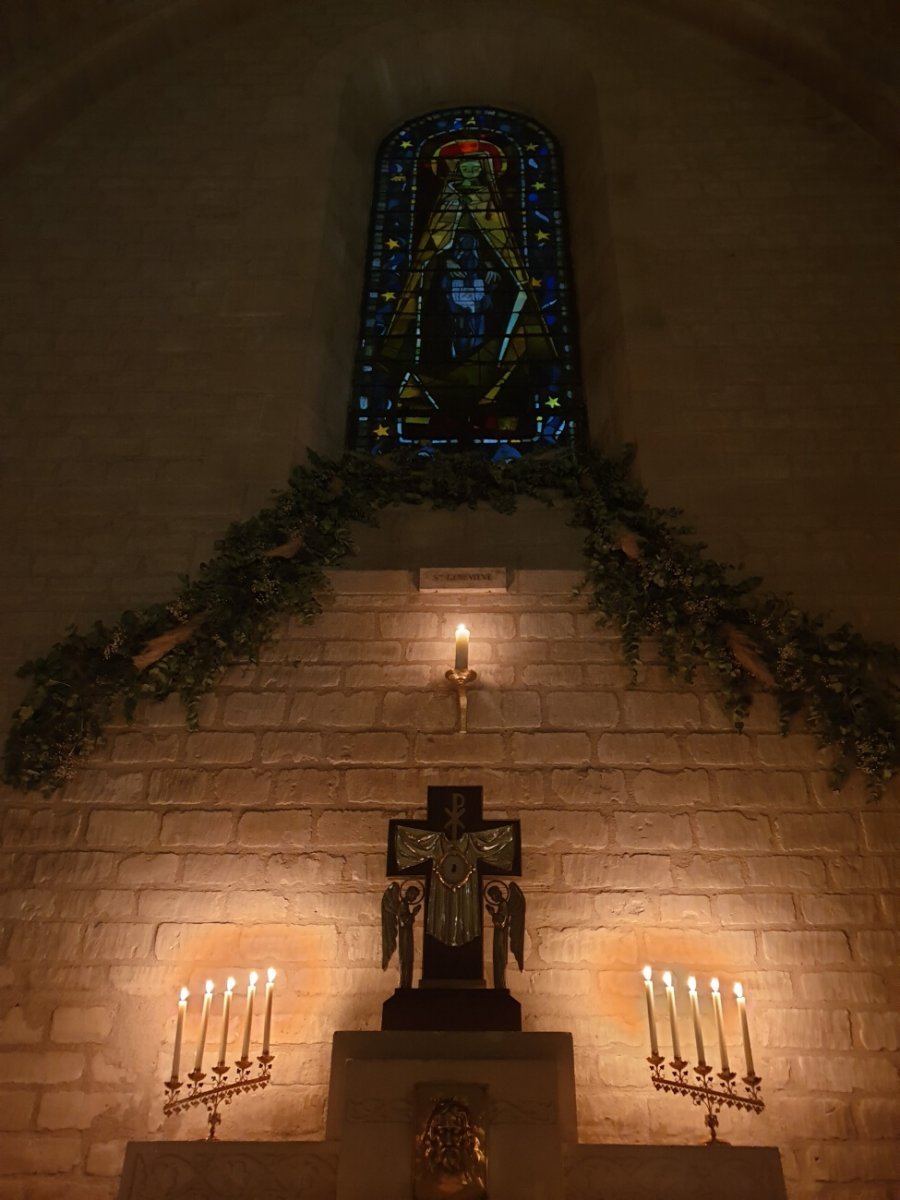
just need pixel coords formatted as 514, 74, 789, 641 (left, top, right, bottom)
381, 987, 522, 1031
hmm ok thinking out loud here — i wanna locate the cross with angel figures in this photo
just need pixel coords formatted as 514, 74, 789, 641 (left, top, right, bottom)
383, 786, 525, 989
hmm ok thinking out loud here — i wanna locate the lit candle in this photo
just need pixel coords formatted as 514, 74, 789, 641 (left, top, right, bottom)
193, 979, 214, 1073
171, 986, 189, 1082
642, 966, 659, 1055
454, 624, 470, 672
217, 976, 235, 1067
262, 967, 276, 1057
733, 982, 755, 1077
711, 978, 730, 1072
662, 971, 682, 1062
241, 971, 258, 1062
687, 976, 706, 1067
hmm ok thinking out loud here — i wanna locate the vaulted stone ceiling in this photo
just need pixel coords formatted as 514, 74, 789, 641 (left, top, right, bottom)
1, 0, 899, 170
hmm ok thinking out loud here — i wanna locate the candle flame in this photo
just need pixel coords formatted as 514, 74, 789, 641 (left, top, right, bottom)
662, 970, 673, 987
205, 979, 214, 994
733, 981, 744, 998
711, 977, 720, 993
267, 967, 277, 983
226, 976, 236, 992
456, 624, 469, 636
687, 976, 697, 992
642, 965, 652, 981
249, 971, 259, 986
179, 986, 189, 1002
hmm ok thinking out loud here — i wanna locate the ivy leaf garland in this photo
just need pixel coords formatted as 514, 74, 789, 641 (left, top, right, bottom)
3, 447, 898, 796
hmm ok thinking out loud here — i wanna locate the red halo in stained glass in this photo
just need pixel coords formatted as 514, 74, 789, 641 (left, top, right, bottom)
431, 138, 506, 174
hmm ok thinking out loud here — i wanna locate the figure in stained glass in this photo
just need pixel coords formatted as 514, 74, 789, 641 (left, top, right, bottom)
350, 108, 581, 456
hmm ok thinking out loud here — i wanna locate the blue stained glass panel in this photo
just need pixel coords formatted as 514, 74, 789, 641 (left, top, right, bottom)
348, 106, 583, 454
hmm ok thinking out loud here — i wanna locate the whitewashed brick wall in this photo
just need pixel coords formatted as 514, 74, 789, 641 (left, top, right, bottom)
0, 572, 897, 1199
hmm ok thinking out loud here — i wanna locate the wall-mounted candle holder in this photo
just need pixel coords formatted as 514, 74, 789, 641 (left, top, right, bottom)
446, 624, 477, 733
445, 666, 477, 733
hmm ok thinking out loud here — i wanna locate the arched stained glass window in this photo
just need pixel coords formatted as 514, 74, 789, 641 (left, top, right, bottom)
349, 107, 581, 459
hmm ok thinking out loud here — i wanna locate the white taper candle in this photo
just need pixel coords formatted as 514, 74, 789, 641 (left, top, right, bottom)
662, 971, 682, 1062
171, 986, 188, 1082
711, 978, 730, 1072
734, 982, 755, 1077
455, 624, 470, 672
241, 971, 258, 1062
193, 979, 214, 1073
262, 967, 276, 1057
217, 977, 235, 1068
642, 966, 659, 1056
687, 976, 706, 1067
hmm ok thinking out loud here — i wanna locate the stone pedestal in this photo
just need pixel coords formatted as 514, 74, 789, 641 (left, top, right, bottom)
117, 1030, 788, 1200
381, 986, 522, 1031
328, 1031, 576, 1199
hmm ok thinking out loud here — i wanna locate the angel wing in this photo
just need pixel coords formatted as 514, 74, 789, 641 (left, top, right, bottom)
381, 882, 401, 970
508, 882, 526, 971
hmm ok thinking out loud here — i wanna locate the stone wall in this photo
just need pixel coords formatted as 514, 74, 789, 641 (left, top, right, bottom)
0, 1, 899, 721
0, 3, 898, 1198
1, 572, 897, 1199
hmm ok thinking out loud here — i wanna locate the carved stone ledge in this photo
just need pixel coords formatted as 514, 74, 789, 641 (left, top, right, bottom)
117, 1141, 339, 1200
566, 1144, 788, 1200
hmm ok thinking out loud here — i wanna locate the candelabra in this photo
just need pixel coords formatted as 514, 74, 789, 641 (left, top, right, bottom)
164, 968, 276, 1140
642, 967, 764, 1143
163, 1053, 275, 1140
647, 1054, 763, 1143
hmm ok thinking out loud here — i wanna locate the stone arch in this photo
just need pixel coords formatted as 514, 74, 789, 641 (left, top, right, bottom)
1, 0, 896, 180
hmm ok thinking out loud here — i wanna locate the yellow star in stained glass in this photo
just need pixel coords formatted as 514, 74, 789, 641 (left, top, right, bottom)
535, 230, 550, 242
534, 181, 547, 191
400, 140, 412, 149
386, 238, 400, 250
525, 142, 539, 151
546, 396, 560, 409
390, 173, 405, 182
380, 291, 397, 301
374, 424, 389, 437
530, 277, 542, 289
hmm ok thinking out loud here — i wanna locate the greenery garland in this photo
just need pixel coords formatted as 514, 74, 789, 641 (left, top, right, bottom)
3, 447, 898, 797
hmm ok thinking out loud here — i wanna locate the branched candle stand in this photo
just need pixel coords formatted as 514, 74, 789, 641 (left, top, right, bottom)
164, 968, 276, 1140
164, 1052, 275, 1140
642, 967, 764, 1143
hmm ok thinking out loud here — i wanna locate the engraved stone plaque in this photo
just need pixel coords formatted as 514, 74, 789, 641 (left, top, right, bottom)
418, 568, 507, 593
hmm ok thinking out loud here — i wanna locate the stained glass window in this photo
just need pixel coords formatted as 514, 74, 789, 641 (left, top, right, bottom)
349, 107, 581, 459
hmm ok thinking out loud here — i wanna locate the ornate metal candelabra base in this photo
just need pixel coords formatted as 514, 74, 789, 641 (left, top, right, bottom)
445, 668, 477, 733
648, 1054, 763, 1144
164, 1055, 274, 1140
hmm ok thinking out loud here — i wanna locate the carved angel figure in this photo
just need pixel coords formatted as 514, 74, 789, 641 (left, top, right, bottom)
483, 880, 525, 990
381, 881, 423, 989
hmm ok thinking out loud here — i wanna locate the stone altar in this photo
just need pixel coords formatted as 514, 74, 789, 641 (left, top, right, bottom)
118, 1030, 788, 1200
